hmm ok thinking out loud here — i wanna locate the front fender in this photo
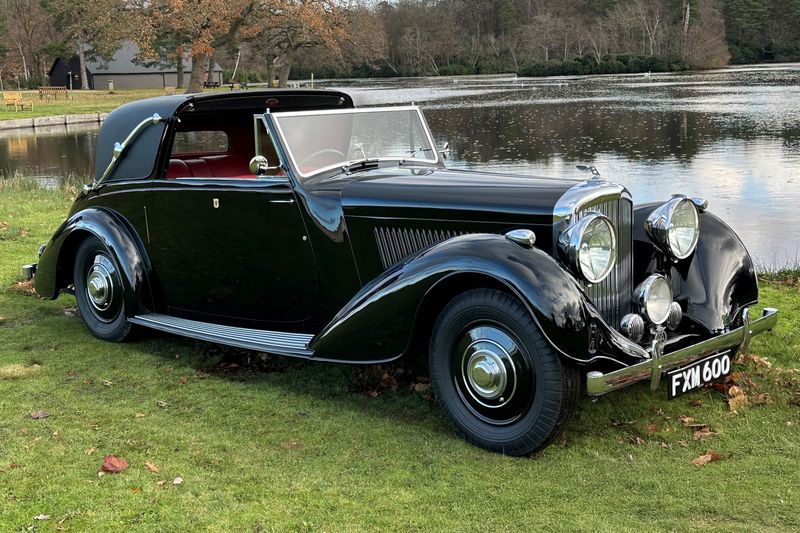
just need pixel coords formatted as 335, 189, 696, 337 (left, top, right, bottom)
634, 204, 758, 333
309, 234, 595, 363
35, 207, 151, 314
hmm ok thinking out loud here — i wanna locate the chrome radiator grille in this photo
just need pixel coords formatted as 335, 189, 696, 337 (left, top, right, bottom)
575, 198, 634, 328
375, 227, 467, 269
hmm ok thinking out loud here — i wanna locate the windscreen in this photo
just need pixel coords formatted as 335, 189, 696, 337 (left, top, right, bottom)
273, 107, 436, 178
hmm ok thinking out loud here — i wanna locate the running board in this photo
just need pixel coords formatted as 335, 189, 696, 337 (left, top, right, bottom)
129, 313, 314, 357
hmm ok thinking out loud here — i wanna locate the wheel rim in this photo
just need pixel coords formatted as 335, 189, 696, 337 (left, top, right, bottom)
84, 254, 120, 323
451, 323, 535, 425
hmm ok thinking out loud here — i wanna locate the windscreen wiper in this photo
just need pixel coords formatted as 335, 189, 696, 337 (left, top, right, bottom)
342, 158, 380, 175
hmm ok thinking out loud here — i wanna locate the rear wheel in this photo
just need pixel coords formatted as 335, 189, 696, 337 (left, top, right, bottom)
429, 289, 579, 455
73, 237, 133, 342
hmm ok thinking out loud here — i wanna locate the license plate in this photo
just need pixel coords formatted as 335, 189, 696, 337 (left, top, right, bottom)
667, 351, 732, 399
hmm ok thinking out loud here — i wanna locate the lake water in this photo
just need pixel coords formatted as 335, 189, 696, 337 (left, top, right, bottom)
2, 64, 799, 264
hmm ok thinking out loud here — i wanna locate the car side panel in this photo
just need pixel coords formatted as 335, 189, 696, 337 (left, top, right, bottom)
309, 233, 594, 363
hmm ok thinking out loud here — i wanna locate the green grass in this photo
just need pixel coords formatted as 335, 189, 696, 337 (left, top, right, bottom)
0, 176, 798, 531
0, 88, 241, 121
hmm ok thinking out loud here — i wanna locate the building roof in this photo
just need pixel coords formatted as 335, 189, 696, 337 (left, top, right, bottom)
56, 41, 223, 75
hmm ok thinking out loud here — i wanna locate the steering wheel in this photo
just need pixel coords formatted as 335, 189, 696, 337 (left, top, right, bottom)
299, 148, 347, 169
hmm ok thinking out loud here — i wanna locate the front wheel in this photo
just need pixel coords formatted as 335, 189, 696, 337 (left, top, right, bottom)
73, 237, 133, 342
429, 289, 579, 456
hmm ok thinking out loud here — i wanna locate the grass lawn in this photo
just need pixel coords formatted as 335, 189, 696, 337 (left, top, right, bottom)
1, 177, 798, 531
0, 89, 195, 122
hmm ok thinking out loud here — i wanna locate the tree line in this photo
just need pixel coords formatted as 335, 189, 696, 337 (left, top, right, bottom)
0, 0, 798, 93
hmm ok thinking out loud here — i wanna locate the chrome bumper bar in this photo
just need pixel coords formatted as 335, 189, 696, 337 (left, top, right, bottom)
586, 307, 779, 396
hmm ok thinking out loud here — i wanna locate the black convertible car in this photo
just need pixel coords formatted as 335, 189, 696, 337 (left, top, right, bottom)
25, 89, 778, 455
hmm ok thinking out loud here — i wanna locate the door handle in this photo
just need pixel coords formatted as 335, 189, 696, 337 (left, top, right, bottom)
270, 198, 295, 204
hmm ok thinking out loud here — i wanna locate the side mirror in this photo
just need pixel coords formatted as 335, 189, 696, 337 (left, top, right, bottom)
249, 155, 278, 176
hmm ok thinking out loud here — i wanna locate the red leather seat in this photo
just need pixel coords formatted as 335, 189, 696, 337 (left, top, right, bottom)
166, 159, 191, 179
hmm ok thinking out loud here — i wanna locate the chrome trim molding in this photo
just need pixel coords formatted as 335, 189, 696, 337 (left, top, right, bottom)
89, 113, 165, 191
129, 314, 313, 357
586, 307, 778, 396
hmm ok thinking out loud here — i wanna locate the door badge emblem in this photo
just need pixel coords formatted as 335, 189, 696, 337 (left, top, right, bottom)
213, 198, 219, 208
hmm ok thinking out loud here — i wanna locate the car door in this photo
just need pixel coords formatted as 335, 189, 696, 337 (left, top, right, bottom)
148, 126, 319, 326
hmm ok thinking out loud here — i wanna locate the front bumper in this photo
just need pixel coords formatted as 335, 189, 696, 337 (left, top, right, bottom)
586, 307, 778, 396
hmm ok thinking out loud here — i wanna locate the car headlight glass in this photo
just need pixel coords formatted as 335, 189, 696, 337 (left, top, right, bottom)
634, 275, 673, 325
667, 199, 700, 259
579, 217, 616, 283
645, 196, 700, 260
558, 213, 617, 284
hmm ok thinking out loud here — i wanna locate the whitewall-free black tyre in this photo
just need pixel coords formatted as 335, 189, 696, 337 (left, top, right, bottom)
429, 289, 579, 455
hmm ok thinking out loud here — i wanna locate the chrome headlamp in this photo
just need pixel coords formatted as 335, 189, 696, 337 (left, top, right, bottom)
645, 195, 700, 260
558, 212, 617, 283
633, 274, 673, 325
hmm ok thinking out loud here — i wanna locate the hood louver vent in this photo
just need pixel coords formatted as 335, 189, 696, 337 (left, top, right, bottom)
374, 227, 468, 269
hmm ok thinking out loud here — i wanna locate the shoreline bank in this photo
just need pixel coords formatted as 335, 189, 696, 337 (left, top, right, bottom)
0, 113, 107, 132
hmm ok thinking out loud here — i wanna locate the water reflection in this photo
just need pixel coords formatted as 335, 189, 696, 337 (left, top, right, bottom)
1, 65, 798, 263
0, 122, 97, 178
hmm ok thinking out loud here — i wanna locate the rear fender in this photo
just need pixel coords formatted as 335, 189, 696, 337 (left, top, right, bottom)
309, 234, 593, 363
35, 207, 151, 314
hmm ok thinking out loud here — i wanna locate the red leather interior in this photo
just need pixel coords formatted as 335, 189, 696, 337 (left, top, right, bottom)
166, 155, 256, 179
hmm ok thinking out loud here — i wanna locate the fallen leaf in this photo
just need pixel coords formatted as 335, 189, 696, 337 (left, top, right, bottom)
34, 515, 50, 521
677, 440, 689, 448
692, 426, 716, 440
751, 393, 772, 406
728, 386, 749, 411
100, 455, 129, 474
627, 453, 635, 462
690, 399, 703, 407
156, 480, 166, 487
156, 400, 168, 409
131, 487, 141, 494
145, 462, 159, 473
84, 447, 95, 455
646, 423, 659, 436
691, 450, 723, 466
135, 412, 147, 418
366, 390, 380, 397
281, 439, 303, 450
632, 436, 645, 445
173, 476, 183, 485
101, 380, 113, 387
31, 410, 49, 419
659, 442, 669, 449
678, 415, 694, 426
178, 376, 189, 385
8, 463, 21, 469
83, 379, 94, 385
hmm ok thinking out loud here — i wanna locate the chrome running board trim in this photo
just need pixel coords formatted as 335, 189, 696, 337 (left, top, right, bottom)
129, 313, 313, 357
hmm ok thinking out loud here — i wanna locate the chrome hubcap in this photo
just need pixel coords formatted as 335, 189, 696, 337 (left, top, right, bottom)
467, 350, 507, 400
86, 263, 113, 311
452, 324, 536, 425
460, 337, 517, 409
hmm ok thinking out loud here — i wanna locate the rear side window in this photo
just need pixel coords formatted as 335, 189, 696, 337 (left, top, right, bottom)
171, 131, 229, 155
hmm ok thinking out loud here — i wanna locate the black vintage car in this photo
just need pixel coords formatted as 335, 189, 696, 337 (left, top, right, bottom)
26, 90, 778, 455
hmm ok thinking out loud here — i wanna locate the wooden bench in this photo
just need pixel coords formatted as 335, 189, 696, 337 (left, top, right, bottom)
203, 81, 221, 89
3, 91, 33, 111
39, 86, 69, 101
